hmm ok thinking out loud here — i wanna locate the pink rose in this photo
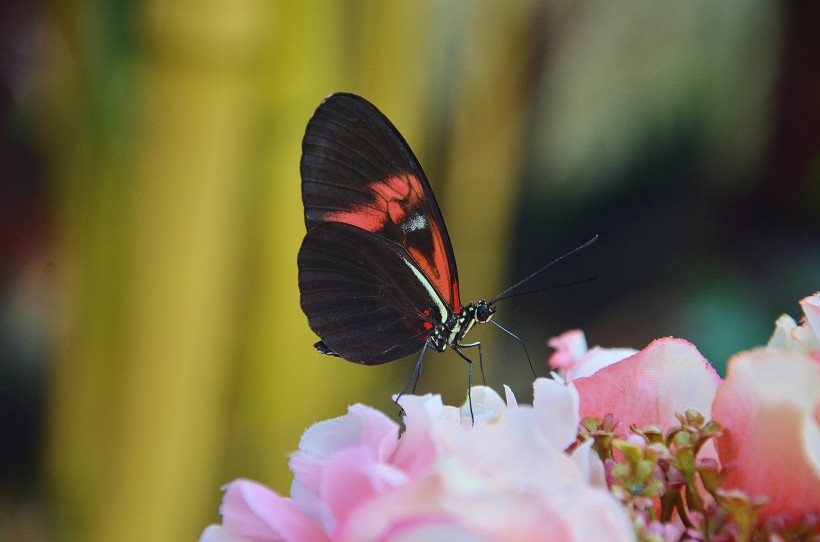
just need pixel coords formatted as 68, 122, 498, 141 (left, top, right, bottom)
203, 294, 820, 541
712, 295, 820, 521
547, 329, 589, 369
200, 480, 327, 542
545, 295, 820, 532
548, 329, 637, 381
768, 292, 820, 361
569, 337, 721, 430
800, 292, 820, 341
201, 380, 635, 542
288, 404, 413, 533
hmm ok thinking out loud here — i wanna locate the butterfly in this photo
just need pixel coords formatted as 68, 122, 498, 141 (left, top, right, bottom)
297, 93, 595, 416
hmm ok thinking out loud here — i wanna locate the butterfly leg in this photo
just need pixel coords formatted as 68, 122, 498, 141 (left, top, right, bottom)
452, 345, 477, 424
394, 340, 431, 419
457, 341, 486, 385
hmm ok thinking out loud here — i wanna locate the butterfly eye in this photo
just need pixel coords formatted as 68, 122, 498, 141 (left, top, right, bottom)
475, 302, 494, 323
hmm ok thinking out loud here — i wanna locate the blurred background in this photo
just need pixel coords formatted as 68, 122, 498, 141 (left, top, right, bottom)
0, 1, 817, 540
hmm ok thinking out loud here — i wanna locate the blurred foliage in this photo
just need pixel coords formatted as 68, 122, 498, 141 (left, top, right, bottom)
0, 1, 817, 541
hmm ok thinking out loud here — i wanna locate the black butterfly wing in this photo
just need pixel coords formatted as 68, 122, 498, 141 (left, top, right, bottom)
298, 222, 449, 364
301, 93, 461, 310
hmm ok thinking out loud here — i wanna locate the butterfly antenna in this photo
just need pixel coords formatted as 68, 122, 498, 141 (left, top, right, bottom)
492, 275, 598, 303
490, 320, 536, 378
490, 235, 598, 304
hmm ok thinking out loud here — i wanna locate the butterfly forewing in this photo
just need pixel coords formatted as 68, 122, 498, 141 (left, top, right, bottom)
301, 93, 460, 309
298, 222, 449, 364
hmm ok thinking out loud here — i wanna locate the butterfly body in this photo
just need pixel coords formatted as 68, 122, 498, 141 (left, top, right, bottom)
310, 299, 494, 363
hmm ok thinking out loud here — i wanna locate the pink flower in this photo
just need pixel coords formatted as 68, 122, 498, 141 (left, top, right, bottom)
712, 296, 820, 521
800, 292, 820, 341
287, 404, 412, 533
768, 292, 820, 361
568, 337, 721, 430
544, 295, 820, 532
200, 380, 635, 542
548, 329, 637, 381
547, 329, 589, 369
200, 480, 327, 542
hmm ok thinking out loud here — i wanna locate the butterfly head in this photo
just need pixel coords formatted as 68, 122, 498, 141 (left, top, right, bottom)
473, 300, 496, 324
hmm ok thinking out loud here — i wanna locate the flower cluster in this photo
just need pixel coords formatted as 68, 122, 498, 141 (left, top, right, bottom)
201, 293, 819, 541
550, 293, 820, 540
201, 379, 634, 541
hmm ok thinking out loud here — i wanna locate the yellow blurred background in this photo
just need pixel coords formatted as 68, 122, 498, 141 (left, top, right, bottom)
0, 1, 817, 541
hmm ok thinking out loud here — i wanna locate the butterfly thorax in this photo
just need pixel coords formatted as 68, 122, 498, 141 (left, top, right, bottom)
429, 300, 496, 353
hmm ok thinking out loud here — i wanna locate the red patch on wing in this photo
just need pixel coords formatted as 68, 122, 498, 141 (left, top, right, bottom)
323, 174, 459, 309
421, 309, 433, 330
323, 175, 415, 231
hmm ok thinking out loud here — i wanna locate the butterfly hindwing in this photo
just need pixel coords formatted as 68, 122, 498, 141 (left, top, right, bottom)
298, 222, 449, 364
301, 93, 461, 309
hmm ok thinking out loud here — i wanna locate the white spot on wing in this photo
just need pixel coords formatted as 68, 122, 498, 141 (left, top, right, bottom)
401, 213, 427, 234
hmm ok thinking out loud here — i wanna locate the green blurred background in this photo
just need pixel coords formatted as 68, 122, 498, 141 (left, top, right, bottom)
1, 1, 818, 540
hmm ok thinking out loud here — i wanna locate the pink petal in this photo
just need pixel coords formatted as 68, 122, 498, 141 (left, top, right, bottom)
553, 488, 637, 542
318, 447, 408, 526
570, 439, 607, 488
376, 518, 479, 542
334, 477, 451, 542
442, 479, 633, 542
457, 408, 575, 490
573, 338, 721, 429
532, 377, 581, 450
800, 292, 820, 339
768, 293, 820, 357
290, 404, 400, 498
287, 405, 407, 532
767, 314, 799, 350
448, 495, 577, 542
336, 473, 625, 542
712, 349, 820, 519
566, 346, 638, 381
219, 479, 327, 542
288, 480, 332, 534
799, 293, 820, 358
392, 394, 457, 475
503, 384, 519, 408
297, 404, 399, 463
459, 385, 508, 423
548, 329, 588, 369
199, 525, 247, 542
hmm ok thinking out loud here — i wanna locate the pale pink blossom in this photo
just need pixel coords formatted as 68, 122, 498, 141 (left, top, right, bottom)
288, 404, 411, 533
570, 337, 721, 429
202, 294, 820, 540
547, 329, 588, 369
548, 329, 637, 381
713, 300, 820, 521
543, 297, 820, 530
200, 480, 328, 542
200, 380, 635, 542
800, 292, 820, 339
768, 292, 820, 361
